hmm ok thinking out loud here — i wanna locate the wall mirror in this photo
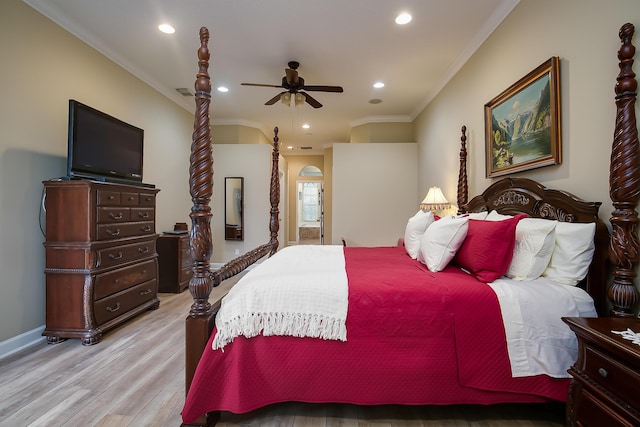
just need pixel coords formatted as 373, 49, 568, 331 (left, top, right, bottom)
225, 177, 243, 241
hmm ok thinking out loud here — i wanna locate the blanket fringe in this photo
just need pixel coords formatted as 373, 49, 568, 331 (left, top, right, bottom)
213, 312, 347, 350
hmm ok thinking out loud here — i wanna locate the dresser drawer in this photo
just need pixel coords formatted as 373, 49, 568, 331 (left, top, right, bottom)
576, 388, 636, 427
139, 193, 156, 206
97, 221, 155, 240
95, 259, 157, 300
584, 346, 640, 405
181, 242, 192, 269
97, 189, 121, 206
97, 207, 131, 224
180, 266, 194, 283
131, 207, 155, 221
95, 239, 155, 268
94, 279, 157, 325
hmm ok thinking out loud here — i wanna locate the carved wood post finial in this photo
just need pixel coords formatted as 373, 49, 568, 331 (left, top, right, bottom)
608, 23, 640, 316
457, 125, 469, 214
188, 27, 214, 318
268, 127, 281, 256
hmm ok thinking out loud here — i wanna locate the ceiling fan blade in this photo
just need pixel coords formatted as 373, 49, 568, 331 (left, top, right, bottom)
241, 83, 283, 88
285, 68, 299, 84
301, 85, 344, 93
301, 92, 322, 108
265, 92, 286, 105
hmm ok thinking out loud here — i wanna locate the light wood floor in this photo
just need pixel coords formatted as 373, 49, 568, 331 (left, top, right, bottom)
0, 286, 565, 427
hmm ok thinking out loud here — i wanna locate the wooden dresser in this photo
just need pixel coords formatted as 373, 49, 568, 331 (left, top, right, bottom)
43, 180, 160, 345
563, 317, 640, 427
157, 233, 192, 293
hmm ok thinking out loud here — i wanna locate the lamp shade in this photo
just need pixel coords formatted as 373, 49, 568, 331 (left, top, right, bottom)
294, 93, 306, 106
420, 186, 450, 213
280, 92, 292, 105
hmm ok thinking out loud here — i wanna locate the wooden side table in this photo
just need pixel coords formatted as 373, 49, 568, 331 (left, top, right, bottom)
563, 317, 640, 427
157, 233, 192, 293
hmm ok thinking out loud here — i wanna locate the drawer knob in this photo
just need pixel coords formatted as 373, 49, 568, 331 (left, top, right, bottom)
108, 212, 123, 220
598, 367, 608, 378
138, 212, 149, 218
140, 289, 152, 296
138, 247, 149, 254
141, 226, 152, 232
106, 302, 121, 313
108, 252, 123, 260
105, 228, 121, 237
108, 195, 115, 200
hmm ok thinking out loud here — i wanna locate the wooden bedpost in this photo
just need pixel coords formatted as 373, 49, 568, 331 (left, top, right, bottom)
184, 27, 218, 427
457, 125, 468, 213
608, 23, 640, 316
269, 127, 280, 256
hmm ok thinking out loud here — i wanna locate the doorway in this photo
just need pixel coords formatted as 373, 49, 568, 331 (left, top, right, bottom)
296, 181, 323, 244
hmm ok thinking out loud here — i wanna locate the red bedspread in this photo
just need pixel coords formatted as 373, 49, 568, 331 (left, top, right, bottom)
182, 246, 568, 423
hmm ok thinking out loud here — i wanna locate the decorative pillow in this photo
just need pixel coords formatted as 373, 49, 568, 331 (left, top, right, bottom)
542, 222, 596, 286
505, 218, 558, 280
418, 215, 469, 272
486, 210, 514, 221
454, 214, 526, 283
403, 210, 435, 259
459, 211, 489, 220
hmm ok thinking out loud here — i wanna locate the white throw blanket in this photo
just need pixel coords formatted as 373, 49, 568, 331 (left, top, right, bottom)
212, 245, 348, 350
488, 277, 597, 378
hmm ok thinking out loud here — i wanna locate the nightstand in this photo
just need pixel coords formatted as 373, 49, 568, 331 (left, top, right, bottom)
157, 233, 192, 293
562, 317, 640, 427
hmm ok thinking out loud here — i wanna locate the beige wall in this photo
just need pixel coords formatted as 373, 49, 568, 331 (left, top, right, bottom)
332, 143, 418, 246
350, 122, 414, 143
0, 0, 196, 347
211, 145, 281, 262
414, 0, 640, 306
212, 124, 271, 145
323, 147, 334, 245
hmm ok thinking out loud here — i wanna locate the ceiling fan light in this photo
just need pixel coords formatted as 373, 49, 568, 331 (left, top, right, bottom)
295, 93, 306, 106
281, 92, 291, 106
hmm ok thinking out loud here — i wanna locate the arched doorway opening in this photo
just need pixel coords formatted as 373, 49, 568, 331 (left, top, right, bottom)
297, 166, 323, 244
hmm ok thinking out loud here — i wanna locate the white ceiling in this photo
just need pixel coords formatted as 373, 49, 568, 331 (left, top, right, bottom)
24, 0, 519, 154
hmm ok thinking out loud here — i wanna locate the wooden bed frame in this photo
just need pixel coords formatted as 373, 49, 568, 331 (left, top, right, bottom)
182, 23, 639, 427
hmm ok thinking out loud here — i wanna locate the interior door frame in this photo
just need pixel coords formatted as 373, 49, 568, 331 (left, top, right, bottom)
295, 180, 324, 244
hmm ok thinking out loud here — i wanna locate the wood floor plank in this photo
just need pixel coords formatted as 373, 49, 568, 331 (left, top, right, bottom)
0, 289, 565, 427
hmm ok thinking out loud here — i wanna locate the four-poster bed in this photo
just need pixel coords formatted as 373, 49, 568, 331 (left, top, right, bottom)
180, 23, 639, 427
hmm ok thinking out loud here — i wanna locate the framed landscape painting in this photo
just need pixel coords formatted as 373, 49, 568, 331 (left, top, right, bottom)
484, 57, 561, 178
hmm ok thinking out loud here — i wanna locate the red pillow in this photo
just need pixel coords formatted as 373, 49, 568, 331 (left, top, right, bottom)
454, 214, 526, 282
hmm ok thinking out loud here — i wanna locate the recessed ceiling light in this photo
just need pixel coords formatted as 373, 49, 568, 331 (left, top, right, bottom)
369, 98, 383, 104
302, 123, 310, 129
217, 86, 229, 93
373, 81, 385, 89
287, 146, 294, 150
158, 24, 175, 34
395, 13, 412, 25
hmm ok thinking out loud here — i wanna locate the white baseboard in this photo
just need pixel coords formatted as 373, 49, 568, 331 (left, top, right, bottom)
0, 325, 46, 361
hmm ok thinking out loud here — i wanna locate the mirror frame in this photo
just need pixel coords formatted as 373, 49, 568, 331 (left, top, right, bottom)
224, 177, 244, 241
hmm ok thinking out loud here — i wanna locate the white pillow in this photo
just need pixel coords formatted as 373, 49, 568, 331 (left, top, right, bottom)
403, 210, 435, 259
418, 215, 469, 272
542, 222, 596, 286
506, 218, 557, 280
486, 210, 513, 221
466, 211, 489, 220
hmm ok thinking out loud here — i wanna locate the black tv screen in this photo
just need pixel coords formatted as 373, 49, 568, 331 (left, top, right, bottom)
67, 100, 144, 184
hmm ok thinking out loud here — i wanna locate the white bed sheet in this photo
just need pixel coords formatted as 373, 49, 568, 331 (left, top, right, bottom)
488, 277, 597, 378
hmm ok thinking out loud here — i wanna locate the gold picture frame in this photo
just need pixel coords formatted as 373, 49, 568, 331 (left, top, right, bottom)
484, 57, 561, 178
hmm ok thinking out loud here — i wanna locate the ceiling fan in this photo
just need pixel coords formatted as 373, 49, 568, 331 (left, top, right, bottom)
241, 61, 343, 108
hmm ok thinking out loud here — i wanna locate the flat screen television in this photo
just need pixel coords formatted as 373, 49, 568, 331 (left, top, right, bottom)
67, 99, 144, 184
